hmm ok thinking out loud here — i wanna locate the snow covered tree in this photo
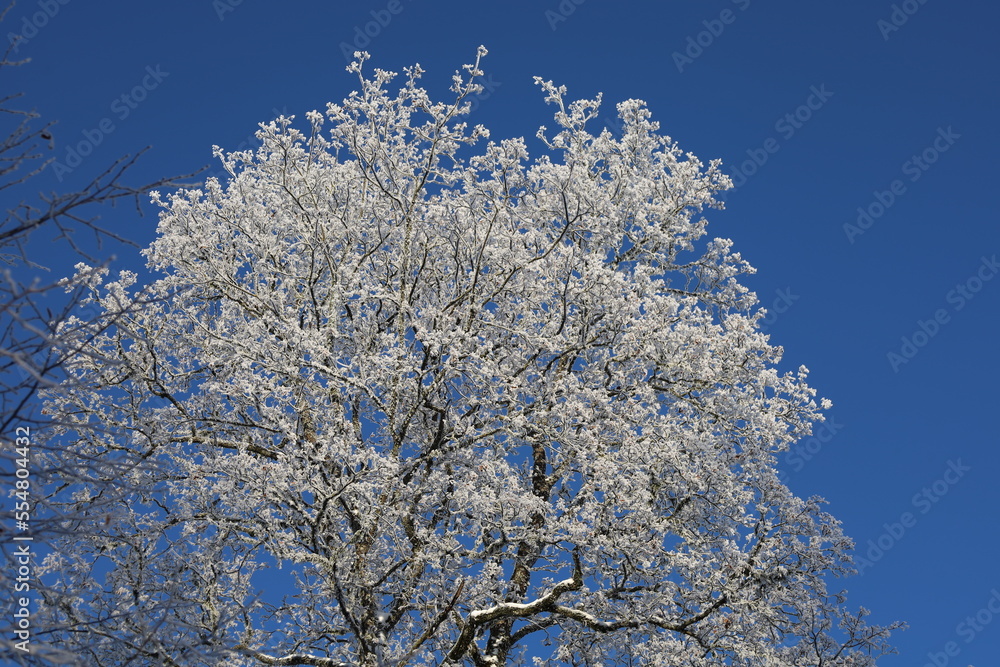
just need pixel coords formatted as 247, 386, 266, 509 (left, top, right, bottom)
37, 49, 901, 666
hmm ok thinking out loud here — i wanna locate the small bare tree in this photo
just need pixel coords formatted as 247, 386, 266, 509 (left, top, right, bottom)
0, 4, 199, 662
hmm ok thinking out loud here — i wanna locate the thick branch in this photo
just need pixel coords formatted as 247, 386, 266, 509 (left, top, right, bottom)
235, 645, 352, 667
446, 554, 582, 662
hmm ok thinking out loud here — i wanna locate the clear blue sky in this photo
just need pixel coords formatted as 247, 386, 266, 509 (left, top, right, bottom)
6, 0, 999, 664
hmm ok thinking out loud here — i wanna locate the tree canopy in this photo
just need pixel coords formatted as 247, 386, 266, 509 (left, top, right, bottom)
36, 49, 901, 666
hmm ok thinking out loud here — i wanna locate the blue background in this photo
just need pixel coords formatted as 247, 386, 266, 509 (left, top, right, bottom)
5, 0, 998, 665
